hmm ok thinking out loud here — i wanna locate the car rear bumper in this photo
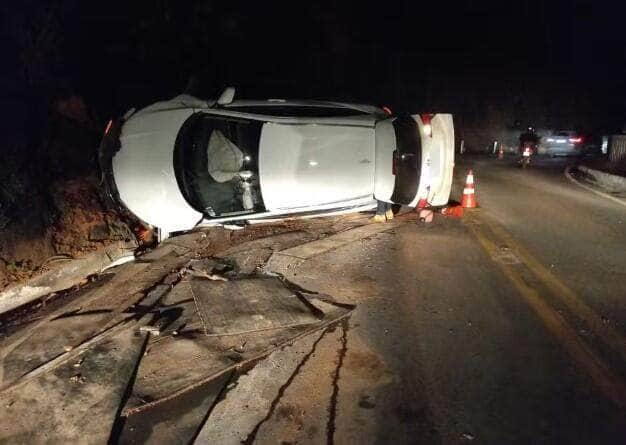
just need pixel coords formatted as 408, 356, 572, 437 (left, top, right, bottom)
544, 145, 581, 156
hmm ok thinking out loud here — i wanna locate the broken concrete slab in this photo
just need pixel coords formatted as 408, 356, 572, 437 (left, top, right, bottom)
0, 245, 189, 389
0, 325, 147, 444
193, 330, 325, 445
264, 219, 404, 274
121, 275, 354, 415
280, 221, 402, 260
254, 326, 344, 445
192, 276, 323, 336
118, 372, 231, 445
0, 240, 137, 316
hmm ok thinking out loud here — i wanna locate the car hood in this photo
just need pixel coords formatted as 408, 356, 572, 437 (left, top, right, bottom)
113, 108, 202, 233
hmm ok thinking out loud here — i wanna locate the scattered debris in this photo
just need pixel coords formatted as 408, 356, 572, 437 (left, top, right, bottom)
169, 319, 187, 336
163, 271, 181, 285
439, 204, 464, 218
418, 209, 434, 222
139, 325, 162, 336
73, 358, 84, 368
188, 269, 228, 282
64, 345, 73, 352
69, 373, 86, 384
461, 432, 475, 441
233, 342, 247, 353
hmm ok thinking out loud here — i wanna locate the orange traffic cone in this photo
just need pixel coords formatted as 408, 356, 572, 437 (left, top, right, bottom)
461, 170, 477, 208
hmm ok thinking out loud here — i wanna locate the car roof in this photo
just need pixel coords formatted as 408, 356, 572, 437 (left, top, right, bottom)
131, 95, 388, 128
223, 99, 386, 116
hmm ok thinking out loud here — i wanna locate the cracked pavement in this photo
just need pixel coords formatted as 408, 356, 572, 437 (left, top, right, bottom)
1, 156, 626, 444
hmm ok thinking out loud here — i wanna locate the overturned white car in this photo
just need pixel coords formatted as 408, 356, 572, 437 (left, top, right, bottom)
100, 88, 455, 237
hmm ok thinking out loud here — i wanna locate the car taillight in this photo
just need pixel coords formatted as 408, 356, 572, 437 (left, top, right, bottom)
569, 137, 582, 143
382, 106, 393, 115
104, 119, 113, 135
420, 113, 434, 137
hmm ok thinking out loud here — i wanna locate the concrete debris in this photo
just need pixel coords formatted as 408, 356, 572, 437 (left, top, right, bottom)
188, 269, 228, 281
0, 240, 138, 316
69, 373, 86, 384
162, 271, 181, 285
139, 325, 162, 336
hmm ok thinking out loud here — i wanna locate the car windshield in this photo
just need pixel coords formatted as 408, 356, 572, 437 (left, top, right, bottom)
174, 113, 265, 218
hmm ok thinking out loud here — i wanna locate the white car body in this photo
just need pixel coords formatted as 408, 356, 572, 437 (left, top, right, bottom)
100, 92, 455, 236
543, 130, 583, 157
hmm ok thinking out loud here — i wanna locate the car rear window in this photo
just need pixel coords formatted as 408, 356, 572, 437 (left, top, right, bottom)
224, 105, 368, 117
556, 131, 575, 137
390, 116, 421, 205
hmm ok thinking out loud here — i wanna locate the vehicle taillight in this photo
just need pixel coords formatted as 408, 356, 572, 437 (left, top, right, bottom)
104, 119, 113, 135
420, 113, 434, 137
569, 137, 582, 143
382, 106, 393, 115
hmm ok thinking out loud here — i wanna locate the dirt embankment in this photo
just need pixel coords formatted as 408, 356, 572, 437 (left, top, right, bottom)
0, 96, 133, 290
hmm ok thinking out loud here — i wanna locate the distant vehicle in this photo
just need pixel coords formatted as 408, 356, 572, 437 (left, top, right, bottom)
543, 130, 584, 157
518, 127, 538, 168
99, 88, 455, 238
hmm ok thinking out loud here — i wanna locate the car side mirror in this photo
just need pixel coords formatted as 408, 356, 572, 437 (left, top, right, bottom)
217, 87, 236, 105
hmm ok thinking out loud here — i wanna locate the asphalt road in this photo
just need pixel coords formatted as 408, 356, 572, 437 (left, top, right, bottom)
2, 155, 625, 444
257, 155, 626, 444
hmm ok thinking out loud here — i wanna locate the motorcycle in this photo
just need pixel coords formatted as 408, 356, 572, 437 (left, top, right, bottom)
518, 141, 536, 169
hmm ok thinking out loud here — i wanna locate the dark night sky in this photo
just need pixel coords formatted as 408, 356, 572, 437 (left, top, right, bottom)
2, 0, 626, 131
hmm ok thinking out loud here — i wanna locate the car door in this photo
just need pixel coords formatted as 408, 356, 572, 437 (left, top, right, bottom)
374, 113, 454, 207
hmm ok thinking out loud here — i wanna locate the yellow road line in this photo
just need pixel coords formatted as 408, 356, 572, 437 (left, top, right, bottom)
465, 215, 626, 408
478, 213, 626, 365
